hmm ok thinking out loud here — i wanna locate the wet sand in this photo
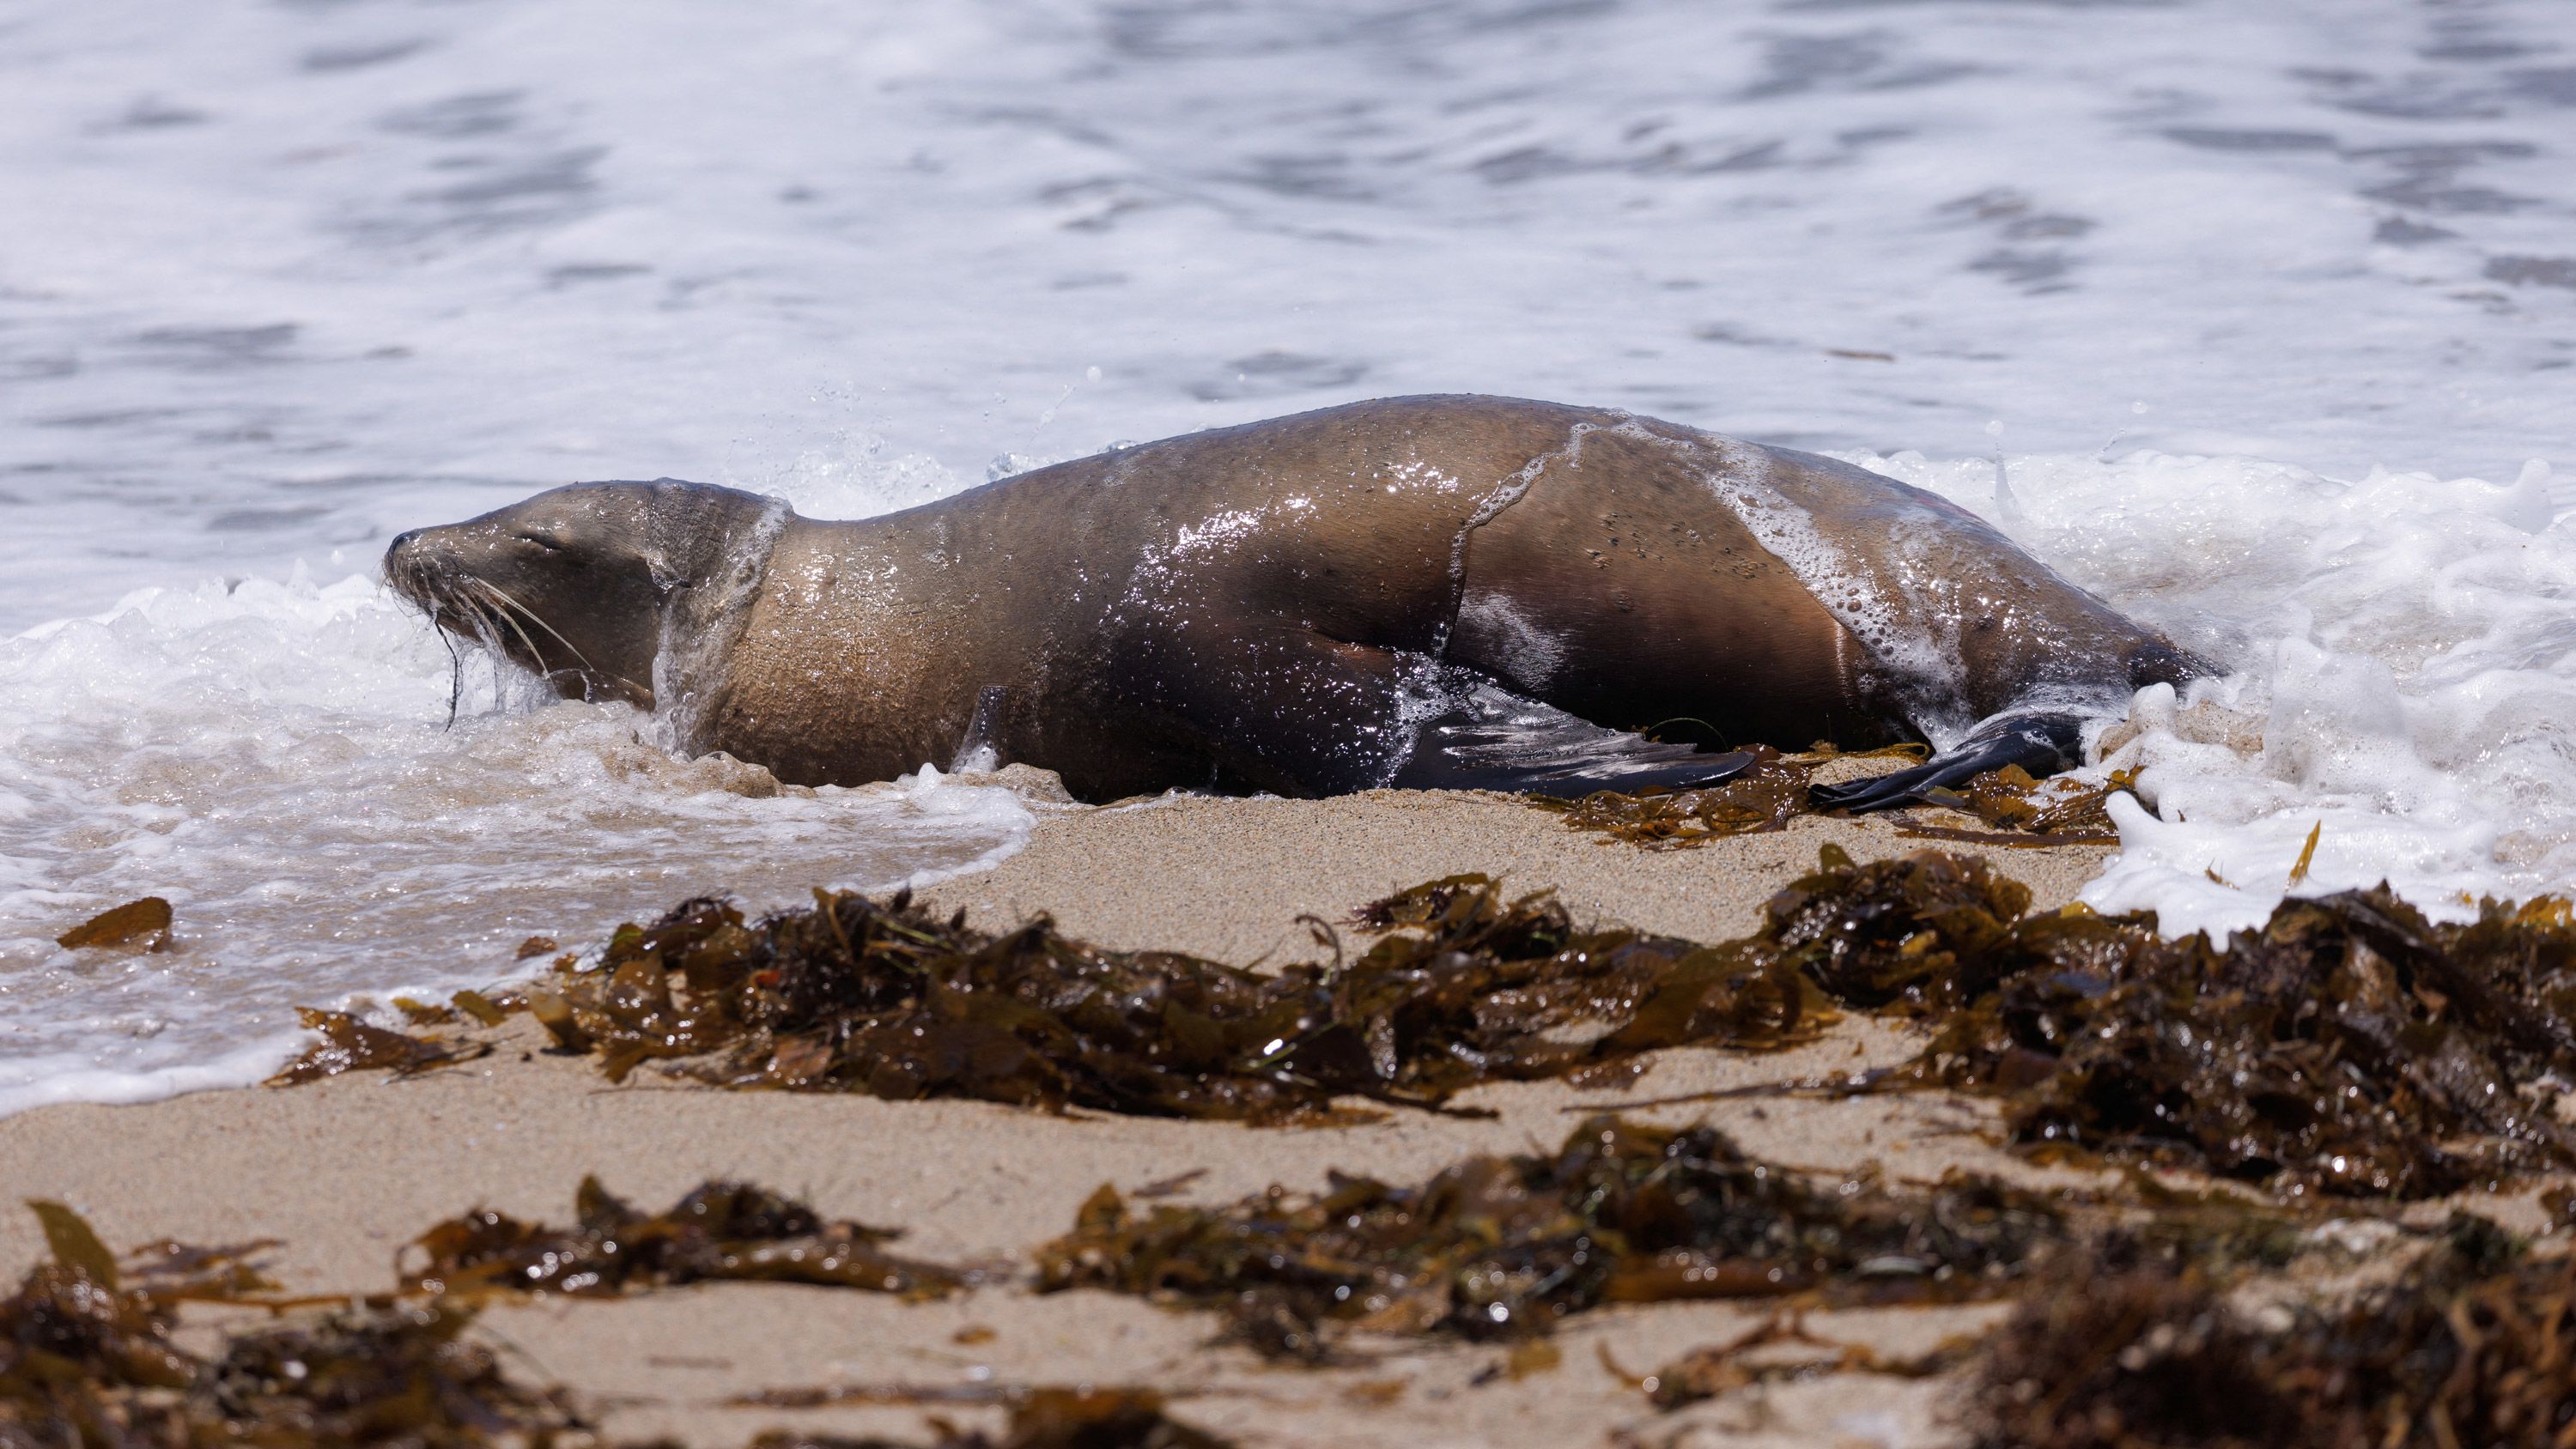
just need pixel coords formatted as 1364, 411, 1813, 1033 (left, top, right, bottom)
0, 786, 2116, 1449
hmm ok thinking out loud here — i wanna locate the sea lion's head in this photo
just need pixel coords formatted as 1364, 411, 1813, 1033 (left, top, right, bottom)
385, 479, 784, 708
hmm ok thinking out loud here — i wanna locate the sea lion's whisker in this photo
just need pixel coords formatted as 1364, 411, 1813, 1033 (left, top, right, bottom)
468, 579, 550, 671
457, 591, 513, 671
440, 626, 465, 730
466, 578, 653, 702
469, 578, 594, 672
391, 562, 470, 730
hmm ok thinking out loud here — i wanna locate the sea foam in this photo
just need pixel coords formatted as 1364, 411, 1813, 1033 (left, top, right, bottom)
0, 572, 1042, 1117
1854, 446, 2576, 939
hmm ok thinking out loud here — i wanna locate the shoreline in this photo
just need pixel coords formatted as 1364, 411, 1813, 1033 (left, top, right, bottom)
2, 788, 2099, 1447
5, 785, 2551, 1447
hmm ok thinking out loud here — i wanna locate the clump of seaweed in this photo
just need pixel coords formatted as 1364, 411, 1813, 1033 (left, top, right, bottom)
1526, 746, 1824, 846
190, 1299, 590, 1448
1033, 1115, 2061, 1361
2, 1202, 591, 1449
1897, 766, 2135, 847
1624, 1314, 1974, 1409
1729, 849, 2576, 1198
508, 878, 1835, 1122
55, 896, 172, 951
343, 839, 2576, 1196
404, 1177, 965, 1300
5, 1201, 1226, 1449
267, 1007, 493, 1086
1965, 1216, 2573, 1449
732, 1389, 1232, 1449
1534, 750, 2131, 850
1759, 845, 2031, 1009
3, 1206, 198, 1445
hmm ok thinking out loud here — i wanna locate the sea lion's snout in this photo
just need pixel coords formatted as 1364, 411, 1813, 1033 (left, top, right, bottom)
382, 523, 500, 634
381, 524, 455, 614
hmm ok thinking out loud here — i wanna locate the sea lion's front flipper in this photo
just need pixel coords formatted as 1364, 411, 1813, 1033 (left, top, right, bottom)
1388, 682, 1755, 799
1124, 623, 1746, 798
1807, 712, 2086, 814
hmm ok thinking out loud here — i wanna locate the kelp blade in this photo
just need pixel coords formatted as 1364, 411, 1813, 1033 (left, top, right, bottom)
1034, 1114, 2060, 1360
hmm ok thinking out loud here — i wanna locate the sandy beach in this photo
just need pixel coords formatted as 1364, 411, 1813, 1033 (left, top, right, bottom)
0, 781, 2151, 1449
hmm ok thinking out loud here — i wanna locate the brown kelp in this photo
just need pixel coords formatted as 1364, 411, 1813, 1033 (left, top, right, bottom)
287, 841, 2576, 1195
54, 896, 172, 951
1897, 765, 2136, 847
1034, 1115, 2061, 1361
404, 1177, 965, 1300
1524, 745, 1827, 846
732, 1389, 1233, 1449
3, 1207, 197, 1446
1534, 753, 2131, 850
2, 1202, 590, 1449
5, 1200, 1226, 1449
267, 1007, 493, 1086
1714, 848, 2576, 1198
507, 879, 1834, 1122
1965, 1216, 2572, 1449
21, 1198, 282, 1310
186, 1300, 591, 1448
1624, 1315, 1973, 1409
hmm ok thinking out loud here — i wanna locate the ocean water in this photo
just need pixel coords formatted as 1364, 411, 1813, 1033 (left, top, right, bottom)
2, 0, 2573, 1112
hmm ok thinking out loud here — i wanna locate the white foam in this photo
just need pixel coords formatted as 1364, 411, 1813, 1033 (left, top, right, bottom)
1848, 446, 2576, 935
1679, 431, 1973, 738
0, 573, 1041, 1117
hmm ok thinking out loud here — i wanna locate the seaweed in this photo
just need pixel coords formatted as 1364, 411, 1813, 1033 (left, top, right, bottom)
1532, 750, 2128, 850
513, 840, 2576, 1192
1965, 1216, 2576, 1449
1728, 850, 2576, 1198
267, 1007, 493, 1086
396, 997, 460, 1026
1525, 746, 1822, 847
3, 1206, 198, 1444
54, 897, 171, 951
1032, 1115, 2061, 1361
513, 879, 1837, 1123
1758, 845, 2031, 1009
473, 829, 2576, 1197
119, 1239, 285, 1307
2, 1202, 590, 1449
737, 1388, 1231, 1449
187, 1299, 592, 1448
3, 1203, 1216, 1449
452, 991, 513, 1028
403, 1178, 965, 1301
1901, 766, 2136, 846
20, 1199, 282, 1310
1619, 1315, 1973, 1409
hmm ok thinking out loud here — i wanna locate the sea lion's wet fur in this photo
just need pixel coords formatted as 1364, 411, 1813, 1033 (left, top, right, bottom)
386, 396, 2203, 803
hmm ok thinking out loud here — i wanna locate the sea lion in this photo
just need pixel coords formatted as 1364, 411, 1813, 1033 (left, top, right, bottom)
385, 395, 2207, 809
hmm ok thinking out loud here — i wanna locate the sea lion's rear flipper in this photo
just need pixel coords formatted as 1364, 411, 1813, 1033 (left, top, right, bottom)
1388, 682, 1755, 799
1807, 712, 2086, 814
